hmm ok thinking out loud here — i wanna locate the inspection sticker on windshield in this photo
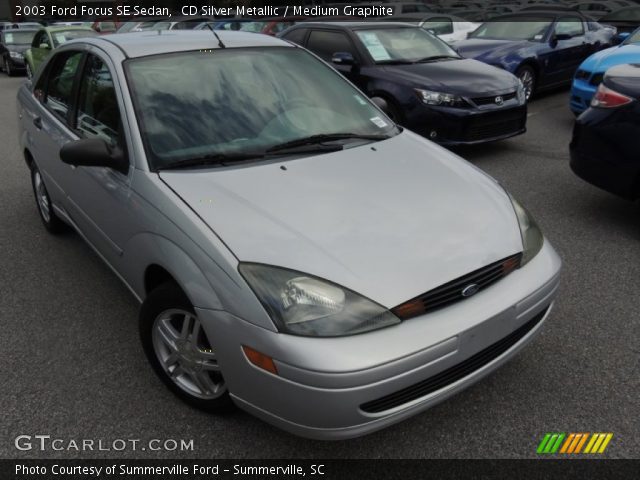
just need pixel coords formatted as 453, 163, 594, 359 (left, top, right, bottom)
370, 116, 388, 128
358, 32, 391, 61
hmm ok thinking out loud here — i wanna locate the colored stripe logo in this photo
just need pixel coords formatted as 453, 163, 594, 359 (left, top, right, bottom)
537, 433, 613, 454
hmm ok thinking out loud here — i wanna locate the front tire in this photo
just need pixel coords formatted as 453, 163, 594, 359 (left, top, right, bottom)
4, 57, 14, 77
140, 283, 232, 412
31, 163, 67, 233
516, 65, 536, 101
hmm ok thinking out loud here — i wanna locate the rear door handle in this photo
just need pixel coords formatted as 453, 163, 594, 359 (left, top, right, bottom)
33, 117, 42, 129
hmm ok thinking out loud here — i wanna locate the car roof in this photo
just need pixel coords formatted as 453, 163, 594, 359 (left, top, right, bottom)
43, 25, 96, 32
292, 21, 418, 30
74, 30, 291, 58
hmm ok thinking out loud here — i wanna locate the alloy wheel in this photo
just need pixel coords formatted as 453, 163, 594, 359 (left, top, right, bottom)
33, 170, 51, 223
519, 69, 534, 101
151, 309, 226, 400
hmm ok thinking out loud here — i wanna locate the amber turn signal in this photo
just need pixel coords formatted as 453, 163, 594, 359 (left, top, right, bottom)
242, 345, 278, 375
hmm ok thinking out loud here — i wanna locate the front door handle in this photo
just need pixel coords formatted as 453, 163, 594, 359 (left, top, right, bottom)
33, 116, 42, 129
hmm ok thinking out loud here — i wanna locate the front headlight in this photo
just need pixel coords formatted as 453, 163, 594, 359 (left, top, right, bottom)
516, 80, 526, 104
9, 51, 22, 60
415, 88, 468, 107
509, 195, 543, 266
239, 263, 401, 337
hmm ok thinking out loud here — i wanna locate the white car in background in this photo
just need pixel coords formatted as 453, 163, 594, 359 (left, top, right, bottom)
380, 13, 479, 43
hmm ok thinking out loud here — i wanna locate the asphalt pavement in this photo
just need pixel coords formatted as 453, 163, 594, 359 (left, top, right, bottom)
1, 75, 638, 459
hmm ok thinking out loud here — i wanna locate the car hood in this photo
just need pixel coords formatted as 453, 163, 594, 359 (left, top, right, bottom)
160, 132, 523, 308
6, 44, 30, 54
381, 58, 518, 95
455, 38, 531, 60
580, 43, 640, 72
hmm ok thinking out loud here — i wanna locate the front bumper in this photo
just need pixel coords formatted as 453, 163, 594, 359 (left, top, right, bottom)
5, 56, 26, 70
407, 103, 527, 145
197, 241, 561, 439
570, 79, 597, 115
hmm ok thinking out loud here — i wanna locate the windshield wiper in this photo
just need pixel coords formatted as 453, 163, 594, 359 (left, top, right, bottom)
265, 133, 390, 154
376, 59, 416, 65
157, 152, 264, 171
414, 55, 460, 63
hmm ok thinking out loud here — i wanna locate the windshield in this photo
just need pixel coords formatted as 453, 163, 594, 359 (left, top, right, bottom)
4, 30, 36, 44
355, 27, 458, 63
471, 17, 553, 41
51, 29, 98, 47
125, 47, 397, 170
625, 28, 640, 43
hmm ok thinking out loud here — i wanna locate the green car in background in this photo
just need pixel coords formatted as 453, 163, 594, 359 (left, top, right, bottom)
24, 26, 97, 79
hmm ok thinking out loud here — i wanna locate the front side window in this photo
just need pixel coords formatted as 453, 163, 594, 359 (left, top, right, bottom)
355, 27, 458, 63
125, 47, 397, 170
555, 17, 584, 37
76, 54, 121, 147
33, 31, 50, 48
307, 30, 357, 61
44, 51, 83, 121
471, 17, 553, 41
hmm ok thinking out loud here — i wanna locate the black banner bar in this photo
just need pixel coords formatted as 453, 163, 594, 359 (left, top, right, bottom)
2, 459, 640, 480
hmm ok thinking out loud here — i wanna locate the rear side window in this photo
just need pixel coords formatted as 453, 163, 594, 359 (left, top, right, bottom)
307, 30, 357, 61
422, 18, 454, 35
281, 28, 308, 46
75, 54, 121, 147
44, 51, 83, 121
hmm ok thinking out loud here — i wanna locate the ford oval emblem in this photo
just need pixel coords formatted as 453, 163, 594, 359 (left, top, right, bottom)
495, 96, 504, 106
461, 284, 480, 297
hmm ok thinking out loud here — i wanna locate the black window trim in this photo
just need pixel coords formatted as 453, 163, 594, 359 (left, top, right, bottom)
71, 49, 130, 170
38, 49, 87, 127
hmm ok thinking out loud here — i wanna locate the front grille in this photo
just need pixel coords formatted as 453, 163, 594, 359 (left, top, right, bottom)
590, 73, 604, 86
471, 92, 517, 106
360, 305, 549, 414
463, 108, 526, 142
392, 253, 522, 320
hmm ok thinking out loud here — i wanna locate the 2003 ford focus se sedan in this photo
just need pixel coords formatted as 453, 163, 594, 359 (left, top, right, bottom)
17, 31, 561, 439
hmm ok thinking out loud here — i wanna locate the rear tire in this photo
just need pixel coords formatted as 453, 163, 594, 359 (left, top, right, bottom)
30, 163, 67, 234
140, 283, 233, 413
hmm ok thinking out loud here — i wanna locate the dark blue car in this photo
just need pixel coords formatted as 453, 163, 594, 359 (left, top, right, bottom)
570, 63, 640, 200
455, 12, 616, 100
280, 22, 527, 145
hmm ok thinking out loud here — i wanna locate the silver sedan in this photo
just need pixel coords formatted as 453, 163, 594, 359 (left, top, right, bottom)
17, 30, 561, 439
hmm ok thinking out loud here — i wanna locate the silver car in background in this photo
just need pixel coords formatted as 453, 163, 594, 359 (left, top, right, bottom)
17, 31, 561, 439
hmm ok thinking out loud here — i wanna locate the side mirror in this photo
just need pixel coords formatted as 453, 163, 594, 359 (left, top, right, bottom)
371, 96, 389, 115
615, 31, 630, 43
60, 138, 128, 174
332, 51, 356, 66
552, 33, 572, 44
38, 43, 50, 49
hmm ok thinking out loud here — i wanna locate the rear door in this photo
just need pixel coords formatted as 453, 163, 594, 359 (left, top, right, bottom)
27, 49, 85, 206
